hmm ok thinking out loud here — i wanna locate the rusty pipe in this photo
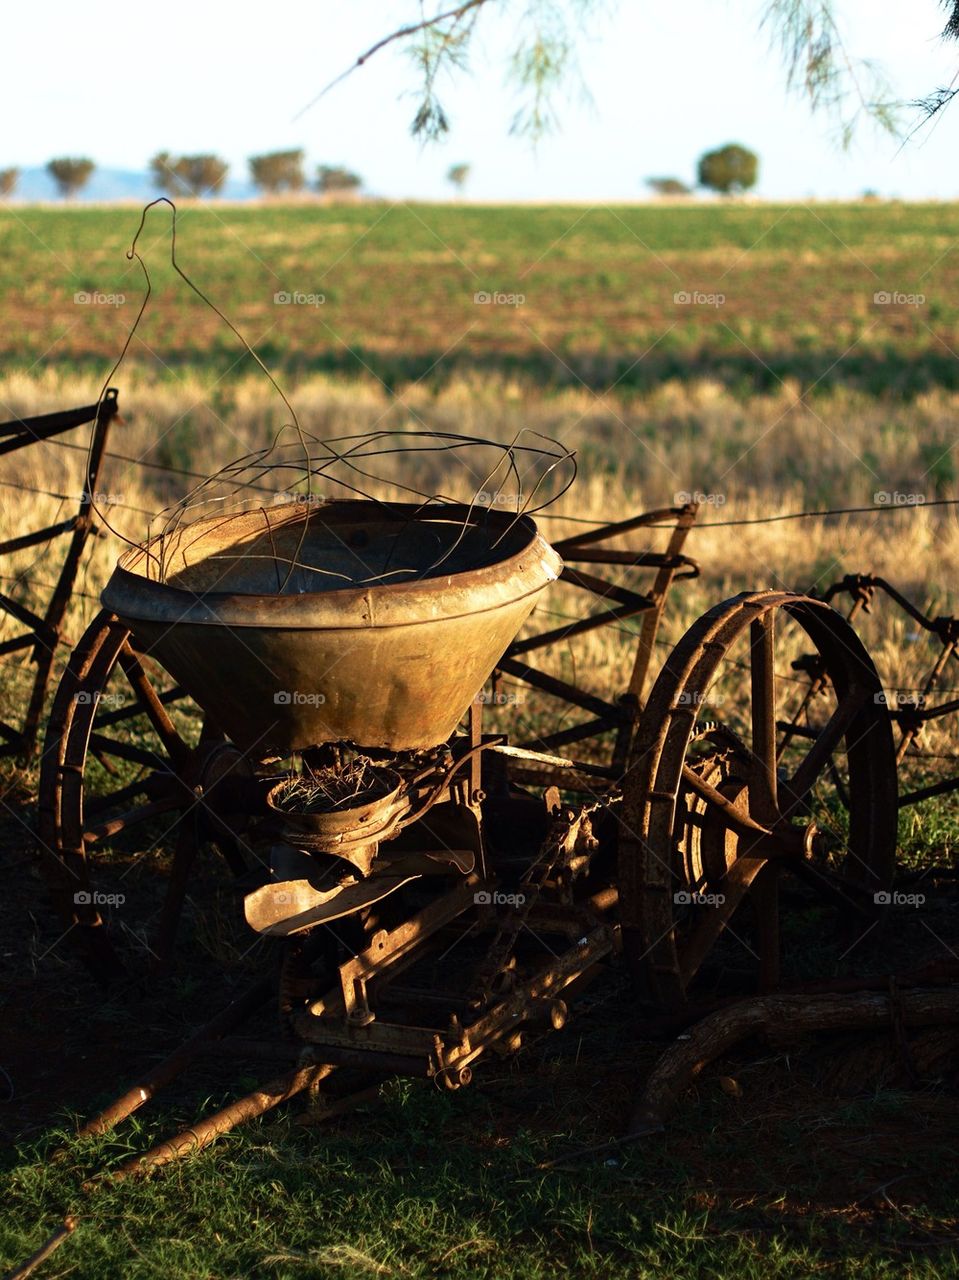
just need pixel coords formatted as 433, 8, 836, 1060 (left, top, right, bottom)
104, 1063, 335, 1182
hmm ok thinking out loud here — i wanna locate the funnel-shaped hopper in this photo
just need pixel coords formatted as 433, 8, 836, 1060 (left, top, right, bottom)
101, 502, 562, 753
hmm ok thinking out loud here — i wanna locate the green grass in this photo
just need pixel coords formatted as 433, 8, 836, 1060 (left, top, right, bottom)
3, 1037, 958, 1279
1, 201, 958, 395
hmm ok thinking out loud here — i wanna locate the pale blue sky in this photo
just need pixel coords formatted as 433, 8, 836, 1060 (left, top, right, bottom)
3, 1, 959, 200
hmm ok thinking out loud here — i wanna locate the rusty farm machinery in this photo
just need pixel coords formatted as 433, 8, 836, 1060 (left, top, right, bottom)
10, 408, 932, 1175
0, 360, 955, 1182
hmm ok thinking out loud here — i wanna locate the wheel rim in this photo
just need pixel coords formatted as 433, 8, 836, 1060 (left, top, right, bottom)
37, 610, 255, 983
617, 591, 898, 1010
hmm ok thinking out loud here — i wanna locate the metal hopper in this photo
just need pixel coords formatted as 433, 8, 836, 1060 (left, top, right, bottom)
101, 500, 562, 753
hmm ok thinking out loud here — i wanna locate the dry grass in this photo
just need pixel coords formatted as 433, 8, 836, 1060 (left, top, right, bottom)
2, 366, 955, 760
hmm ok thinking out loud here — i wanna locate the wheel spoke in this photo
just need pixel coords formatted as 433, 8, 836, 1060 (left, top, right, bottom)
88, 732, 170, 770
153, 822, 200, 972
785, 688, 868, 812
790, 857, 876, 916
118, 644, 189, 768
84, 795, 185, 846
678, 854, 767, 987
85, 772, 179, 818
749, 612, 778, 818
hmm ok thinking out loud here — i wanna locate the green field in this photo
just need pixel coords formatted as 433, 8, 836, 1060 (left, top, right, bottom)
1, 200, 957, 392
2, 201, 959, 1279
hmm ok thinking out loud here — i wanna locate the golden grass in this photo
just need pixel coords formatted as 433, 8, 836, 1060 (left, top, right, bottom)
0, 365, 956, 768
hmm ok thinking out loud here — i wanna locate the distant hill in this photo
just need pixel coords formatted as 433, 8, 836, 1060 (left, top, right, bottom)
8, 167, 258, 202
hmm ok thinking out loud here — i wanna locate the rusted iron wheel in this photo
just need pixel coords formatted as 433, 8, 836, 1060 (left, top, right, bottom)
618, 591, 898, 1011
37, 609, 253, 985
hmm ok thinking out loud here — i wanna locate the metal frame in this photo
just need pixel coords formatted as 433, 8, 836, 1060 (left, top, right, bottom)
0, 387, 120, 758
801, 574, 959, 808
494, 502, 700, 783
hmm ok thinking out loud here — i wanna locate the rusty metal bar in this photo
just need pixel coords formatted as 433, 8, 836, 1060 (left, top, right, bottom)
107, 1063, 335, 1181
625, 503, 699, 707
900, 774, 959, 807
18, 390, 121, 756
551, 506, 692, 551
557, 549, 698, 573
0, 632, 40, 658
86, 733, 169, 769
507, 598, 654, 656
83, 795, 183, 845
0, 390, 118, 452
497, 656, 624, 722
559, 566, 656, 607
117, 643, 190, 769
3, 1217, 77, 1280
518, 716, 618, 753
488, 742, 613, 778
0, 590, 46, 634
74, 975, 273, 1138
0, 517, 77, 557
203, 1040, 431, 1076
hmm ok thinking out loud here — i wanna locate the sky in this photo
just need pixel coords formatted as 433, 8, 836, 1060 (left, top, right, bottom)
3, 1, 959, 201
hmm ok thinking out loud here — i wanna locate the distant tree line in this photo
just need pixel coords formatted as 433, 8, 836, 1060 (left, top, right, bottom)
0, 153, 372, 200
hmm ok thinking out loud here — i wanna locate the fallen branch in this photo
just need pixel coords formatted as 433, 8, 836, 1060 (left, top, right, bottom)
629, 987, 959, 1135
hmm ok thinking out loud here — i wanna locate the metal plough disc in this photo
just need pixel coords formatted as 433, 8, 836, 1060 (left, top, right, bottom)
617, 591, 898, 1011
